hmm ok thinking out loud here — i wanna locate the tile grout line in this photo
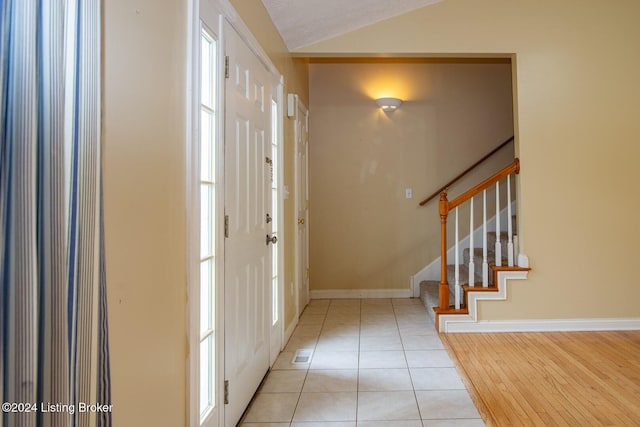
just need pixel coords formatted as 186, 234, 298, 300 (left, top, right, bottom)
394, 299, 426, 427
243, 299, 482, 426
288, 300, 328, 426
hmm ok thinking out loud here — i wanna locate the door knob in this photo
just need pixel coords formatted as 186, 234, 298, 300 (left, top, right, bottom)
298, 218, 305, 225
266, 234, 278, 245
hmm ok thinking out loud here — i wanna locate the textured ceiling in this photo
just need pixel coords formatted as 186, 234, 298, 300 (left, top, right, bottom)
261, 0, 444, 50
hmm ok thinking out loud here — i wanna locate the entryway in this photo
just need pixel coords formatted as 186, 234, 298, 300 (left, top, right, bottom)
239, 298, 483, 424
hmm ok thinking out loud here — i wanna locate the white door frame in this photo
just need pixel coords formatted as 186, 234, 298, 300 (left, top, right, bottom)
270, 79, 285, 366
187, 1, 283, 426
292, 94, 310, 319
187, 2, 225, 426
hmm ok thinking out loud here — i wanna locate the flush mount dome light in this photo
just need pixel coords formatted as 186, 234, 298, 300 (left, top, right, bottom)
376, 97, 402, 112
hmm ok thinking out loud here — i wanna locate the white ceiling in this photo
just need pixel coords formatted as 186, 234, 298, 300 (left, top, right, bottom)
260, 0, 444, 51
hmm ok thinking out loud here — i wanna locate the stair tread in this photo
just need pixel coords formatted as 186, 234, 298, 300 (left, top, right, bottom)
420, 214, 523, 322
433, 307, 469, 315
462, 284, 498, 292
490, 265, 531, 272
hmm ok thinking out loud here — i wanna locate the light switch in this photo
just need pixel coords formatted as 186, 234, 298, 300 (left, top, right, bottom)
405, 188, 413, 199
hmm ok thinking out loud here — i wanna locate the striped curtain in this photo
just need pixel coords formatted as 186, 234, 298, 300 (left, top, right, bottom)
0, 1, 110, 426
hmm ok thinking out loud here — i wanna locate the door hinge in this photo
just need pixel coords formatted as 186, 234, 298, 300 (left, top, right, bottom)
224, 215, 229, 238
224, 56, 229, 79
224, 380, 229, 404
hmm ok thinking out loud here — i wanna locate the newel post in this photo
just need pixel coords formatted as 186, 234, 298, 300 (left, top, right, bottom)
439, 191, 450, 310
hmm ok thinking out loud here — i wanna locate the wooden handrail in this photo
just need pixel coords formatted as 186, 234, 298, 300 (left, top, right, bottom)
419, 136, 514, 206
447, 158, 520, 212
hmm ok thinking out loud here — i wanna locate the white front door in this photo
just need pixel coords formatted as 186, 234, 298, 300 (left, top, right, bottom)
294, 97, 310, 314
223, 20, 272, 427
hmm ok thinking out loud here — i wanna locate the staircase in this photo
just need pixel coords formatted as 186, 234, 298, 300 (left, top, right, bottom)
416, 153, 531, 332
420, 228, 511, 323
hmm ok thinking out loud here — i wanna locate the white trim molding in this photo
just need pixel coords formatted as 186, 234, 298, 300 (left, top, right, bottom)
310, 288, 412, 299
438, 268, 529, 333
283, 316, 298, 349
444, 317, 640, 333
438, 268, 640, 333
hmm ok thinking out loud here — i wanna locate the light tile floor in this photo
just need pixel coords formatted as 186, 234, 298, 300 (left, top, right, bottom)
240, 298, 484, 427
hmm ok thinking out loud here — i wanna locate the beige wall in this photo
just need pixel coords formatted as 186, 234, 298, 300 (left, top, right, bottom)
299, 0, 640, 319
104, 1, 307, 425
309, 61, 514, 292
103, 0, 187, 425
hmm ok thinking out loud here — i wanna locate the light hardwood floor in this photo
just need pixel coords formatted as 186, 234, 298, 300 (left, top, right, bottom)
441, 331, 640, 426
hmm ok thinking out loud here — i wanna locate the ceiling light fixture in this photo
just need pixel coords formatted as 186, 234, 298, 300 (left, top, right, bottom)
376, 97, 403, 113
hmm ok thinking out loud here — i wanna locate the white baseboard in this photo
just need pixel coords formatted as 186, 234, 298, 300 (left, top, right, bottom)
283, 316, 298, 349
310, 288, 412, 299
443, 317, 640, 333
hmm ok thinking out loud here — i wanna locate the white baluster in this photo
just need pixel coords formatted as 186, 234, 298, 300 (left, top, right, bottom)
455, 207, 460, 310
495, 181, 502, 267
507, 174, 514, 267
468, 196, 475, 288
482, 189, 488, 287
